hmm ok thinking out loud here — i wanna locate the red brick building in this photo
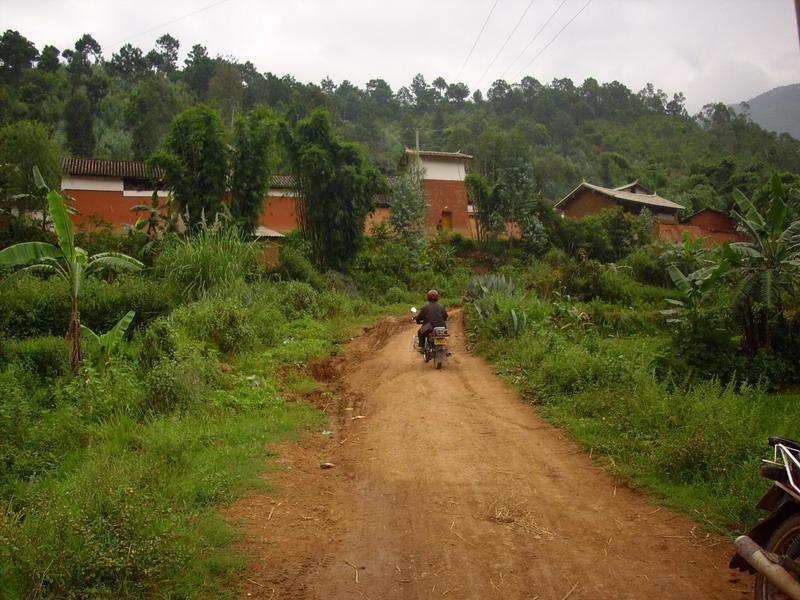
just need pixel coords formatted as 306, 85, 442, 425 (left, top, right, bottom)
60, 150, 474, 237
555, 181, 683, 222
655, 207, 747, 245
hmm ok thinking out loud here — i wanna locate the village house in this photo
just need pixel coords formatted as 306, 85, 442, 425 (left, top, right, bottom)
555, 180, 683, 222
555, 180, 746, 245
59, 149, 474, 237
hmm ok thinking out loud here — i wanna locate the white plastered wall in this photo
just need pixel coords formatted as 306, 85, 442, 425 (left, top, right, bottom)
419, 158, 466, 182
61, 175, 122, 192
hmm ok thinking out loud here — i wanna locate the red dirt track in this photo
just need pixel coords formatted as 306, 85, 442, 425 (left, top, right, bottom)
230, 315, 752, 599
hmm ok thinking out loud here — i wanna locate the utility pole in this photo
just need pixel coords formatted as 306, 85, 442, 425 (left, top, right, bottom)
415, 127, 422, 182
796, 0, 800, 47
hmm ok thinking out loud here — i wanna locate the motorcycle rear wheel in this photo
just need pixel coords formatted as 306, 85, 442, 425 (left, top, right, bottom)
755, 512, 800, 600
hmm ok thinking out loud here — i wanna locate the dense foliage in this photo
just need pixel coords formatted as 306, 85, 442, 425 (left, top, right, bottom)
283, 109, 385, 269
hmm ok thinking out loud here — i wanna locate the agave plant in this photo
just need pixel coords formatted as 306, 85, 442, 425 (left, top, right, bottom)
81, 310, 135, 374
0, 167, 144, 371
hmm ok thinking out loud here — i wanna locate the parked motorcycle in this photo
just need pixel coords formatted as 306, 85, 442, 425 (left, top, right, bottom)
731, 436, 800, 599
410, 307, 449, 369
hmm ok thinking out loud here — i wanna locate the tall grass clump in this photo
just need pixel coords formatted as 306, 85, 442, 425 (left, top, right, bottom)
156, 226, 261, 301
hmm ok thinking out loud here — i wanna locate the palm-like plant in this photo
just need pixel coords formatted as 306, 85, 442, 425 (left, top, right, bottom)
82, 310, 136, 374
725, 175, 800, 350
0, 167, 144, 371
129, 190, 185, 238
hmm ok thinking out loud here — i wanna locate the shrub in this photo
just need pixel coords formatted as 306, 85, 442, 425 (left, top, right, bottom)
56, 363, 147, 421
275, 281, 320, 319
173, 299, 256, 354
620, 242, 675, 287
0, 274, 173, 339
274, 244, 326, 290
0, 336, 68, 377
137, 317, 180, 372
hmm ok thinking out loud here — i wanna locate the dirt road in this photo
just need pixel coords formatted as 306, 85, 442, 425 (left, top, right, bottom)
232, 315, 752, 599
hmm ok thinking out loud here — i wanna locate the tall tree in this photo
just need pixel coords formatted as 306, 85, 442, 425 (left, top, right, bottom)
37, 44, 60, 72
283, 109, 385, 268
108, 44, 148, 81
183, 44, 214, 98
64, 89, 95, 156
155, 34, 179, 73
0, 30, 39, 84
208, 60, 243, 127
126, 74, 181, 159
230, 106, 277, 232
388, 167, 427, 239
151, 104, 228, 224
0, 120, 61, 222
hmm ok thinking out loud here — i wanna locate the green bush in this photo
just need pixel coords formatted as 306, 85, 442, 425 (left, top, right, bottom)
0, 274, 173, 339
173, 299, 256, 354
620, 242, 675, 287
136, 317, 180, 372
275, 281, 320, 319
274, 244, 326, 290
0, 336, 68, 376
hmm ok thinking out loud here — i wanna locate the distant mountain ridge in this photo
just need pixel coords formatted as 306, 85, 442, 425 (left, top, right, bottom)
733, 84, 800, 140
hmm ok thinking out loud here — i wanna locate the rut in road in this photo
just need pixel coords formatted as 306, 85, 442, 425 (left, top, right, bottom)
232, 314, 752, 599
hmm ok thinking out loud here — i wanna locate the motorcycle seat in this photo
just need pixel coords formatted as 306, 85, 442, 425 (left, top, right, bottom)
769, 436, 800, 452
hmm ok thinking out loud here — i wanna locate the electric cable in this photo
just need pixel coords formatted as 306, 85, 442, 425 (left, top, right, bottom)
500, 0, 569, 79
515, 0, 594, 79
454, 0, 501, 82
474, 0, 539, 88
111, 0, 238, 48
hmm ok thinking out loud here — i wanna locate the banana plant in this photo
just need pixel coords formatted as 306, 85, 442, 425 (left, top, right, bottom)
81, 311, 135, 373
724, 175, 800, 350
129, 190, 185, 238
0, 167, 144, 371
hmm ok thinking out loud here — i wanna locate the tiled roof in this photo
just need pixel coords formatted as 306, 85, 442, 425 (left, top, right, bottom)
270, 174, 294, 188
555, 182, 684, 211
404, 148, 474, 161
614, 180, 653, 194
63, 157, 164, 179
63, 157, 297, 190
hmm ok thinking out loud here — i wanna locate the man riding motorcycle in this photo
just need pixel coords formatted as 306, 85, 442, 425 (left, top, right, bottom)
415, 289, 448, 353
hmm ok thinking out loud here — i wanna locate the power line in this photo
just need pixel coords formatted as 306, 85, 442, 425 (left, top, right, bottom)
515, 0, 594, 80
475, 0, 539, 88
111, 0, 238, 49
454, 0, 501, 82
500, 0, 569, 79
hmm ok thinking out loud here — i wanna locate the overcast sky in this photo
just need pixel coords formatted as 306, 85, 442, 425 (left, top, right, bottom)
2, 0, 798, 112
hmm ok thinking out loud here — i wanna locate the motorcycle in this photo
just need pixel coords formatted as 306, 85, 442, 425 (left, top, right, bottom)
730, 436, 800, 599
410, 307, 449, 369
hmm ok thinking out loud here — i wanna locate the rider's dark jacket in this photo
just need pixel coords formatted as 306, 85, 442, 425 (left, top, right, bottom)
415, 302, 448, 329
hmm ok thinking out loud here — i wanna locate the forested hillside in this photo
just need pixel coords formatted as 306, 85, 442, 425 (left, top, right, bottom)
2, 28, 799, 214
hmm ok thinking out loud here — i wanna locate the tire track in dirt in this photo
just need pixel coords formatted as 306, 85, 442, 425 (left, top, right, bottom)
230, 314, 753, 599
